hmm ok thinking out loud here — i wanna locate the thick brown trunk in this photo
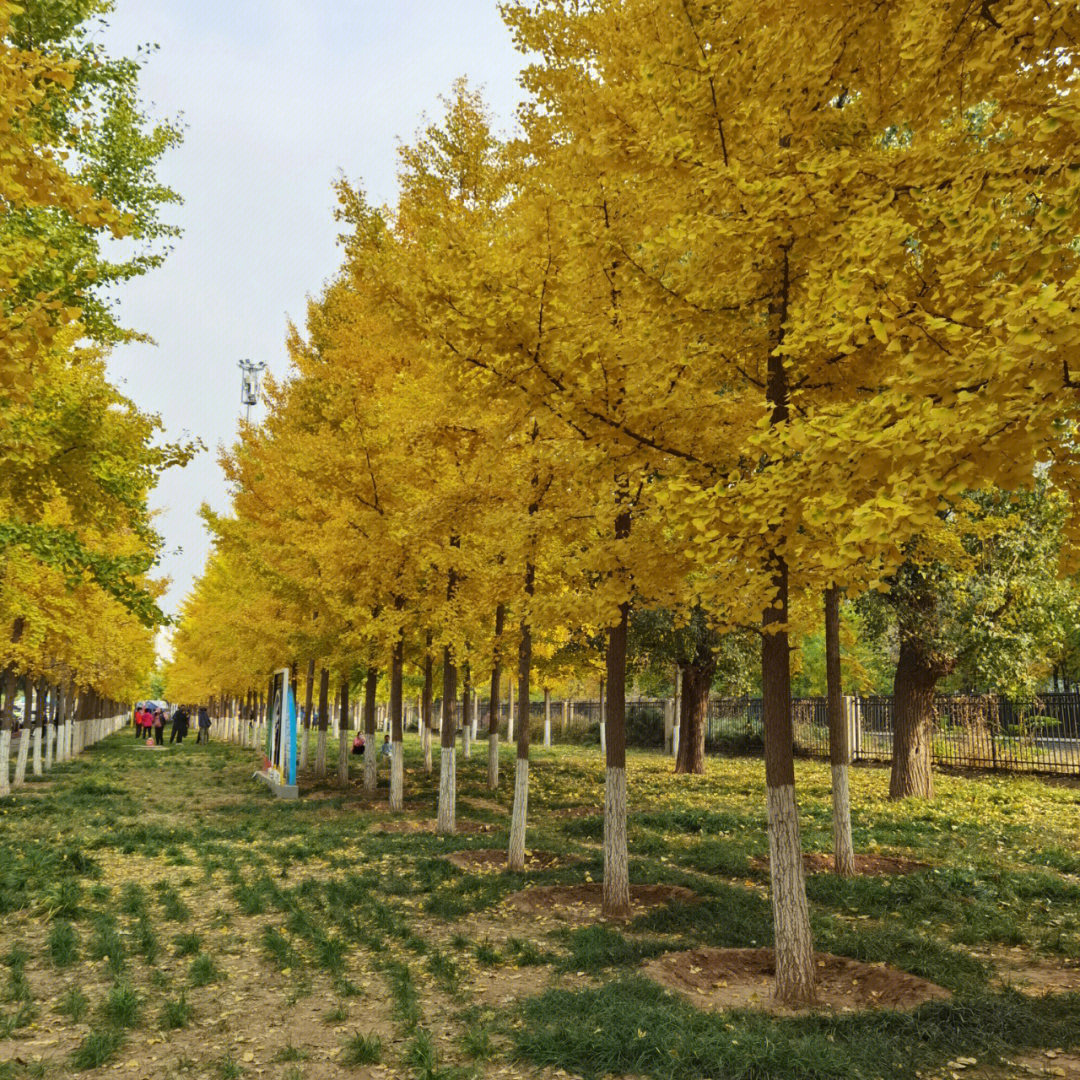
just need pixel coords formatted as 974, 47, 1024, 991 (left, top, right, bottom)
889, 638, 941, 799
603, 594, 631, 918
441, 647, 457, 751
674, 661, 710, 774
759, 253, 816, 1006
825, 587, 856, 876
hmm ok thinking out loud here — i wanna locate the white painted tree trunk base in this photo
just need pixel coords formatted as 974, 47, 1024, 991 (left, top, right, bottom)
487, 732, 499, 790
14, 728, 30, 787
337, 733, 349, 787
507, 758, 529, 870
599, 722, 606, 755
0, 730, 10, 797
463, 723, 471, 759
766, 783, 817, 1004
543, 720, 550, 748
32, 726, 42, 777
831, 764, 856, 877
603, 765, 630, 916
44, 726, 53, 770
436, 748, 456, 834
390, 741, 404, 811
422, 723, 432, 774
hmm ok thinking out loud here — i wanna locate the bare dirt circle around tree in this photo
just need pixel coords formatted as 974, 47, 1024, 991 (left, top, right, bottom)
368, 818, 499, 835
444, 848, 578, 872
644, 947, 950, 1015
748, 852, 928, 875
503, 882, 696, 919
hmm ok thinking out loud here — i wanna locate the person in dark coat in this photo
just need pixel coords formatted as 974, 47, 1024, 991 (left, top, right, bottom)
197, 706, 211, 744
170, 706, 189, 744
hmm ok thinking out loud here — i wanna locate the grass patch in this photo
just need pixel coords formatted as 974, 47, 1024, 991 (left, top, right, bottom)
160, 992, 193, 1029
100, 981, 140, 1028
341, 1031, 382, 1066
47, 920, 79, 966
406, 1027, 476, 1080
56, 985, 88, 1023
189, 953, 224, 987
274, 1043, 309, 1062
216, 1055, 244, 1080
173, 930, 202, 957
71, 1029, 125, 1070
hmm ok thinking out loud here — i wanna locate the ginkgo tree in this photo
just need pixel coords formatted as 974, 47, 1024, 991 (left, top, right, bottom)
503, 0, 1080, 1004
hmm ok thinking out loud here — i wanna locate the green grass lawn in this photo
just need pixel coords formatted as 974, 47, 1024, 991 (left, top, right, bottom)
1, 730, 1079, 1079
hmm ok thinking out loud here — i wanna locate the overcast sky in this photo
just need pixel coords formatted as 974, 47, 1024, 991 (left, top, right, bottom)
98, 2, 525, 632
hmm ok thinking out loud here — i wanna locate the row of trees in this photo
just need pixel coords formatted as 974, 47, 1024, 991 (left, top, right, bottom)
169, 1, 1080, 1004
0, 0, 192, 793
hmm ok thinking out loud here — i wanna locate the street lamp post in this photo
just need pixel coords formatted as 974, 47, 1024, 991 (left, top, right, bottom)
238, 358, 266, 424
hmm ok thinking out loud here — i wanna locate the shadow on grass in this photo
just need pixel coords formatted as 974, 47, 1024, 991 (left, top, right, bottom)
512, 975, 1080, 1080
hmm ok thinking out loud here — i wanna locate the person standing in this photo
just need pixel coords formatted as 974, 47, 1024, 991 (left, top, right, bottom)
153, 708, 165, 746
197, 706, 211, 744
169, 706, 188, 744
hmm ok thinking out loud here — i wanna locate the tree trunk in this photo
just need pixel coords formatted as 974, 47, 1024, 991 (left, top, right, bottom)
0, 668, 13, 797
32, 678, 46, 776
389, 642, 404, 812
889, 637, 941, 799
55, 683, 66, 764
301, 658, 314, 770
315, 668, 329, 778
758, 256, 817, 1006
363, 666, 378, 793
762, 556, 816, 1005
461, 663, 472, 760
675, 661, 711, 774
422, 643, 433, 775
508, 617, 532, 871
599, 678, 606, 754
14, 678, 30, 787
825, 587, 856, 876
488, 604, 505, 790
507, 678, 514, 743
337, 676, 350, 786
437, 645, 457, 834
543, 687, 551, 747
603, 597, 631, 918
44, 685, 55, 770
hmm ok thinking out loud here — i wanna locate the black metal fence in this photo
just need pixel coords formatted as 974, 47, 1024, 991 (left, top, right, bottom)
704, 693, 1080, 776
431, 691, 1080, 775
